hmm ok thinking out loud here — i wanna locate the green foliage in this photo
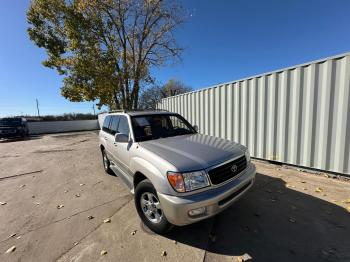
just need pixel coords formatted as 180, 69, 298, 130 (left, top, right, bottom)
27, 0, 185, 109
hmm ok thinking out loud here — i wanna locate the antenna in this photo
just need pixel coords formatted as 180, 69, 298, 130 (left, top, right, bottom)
36, 98, 40, 117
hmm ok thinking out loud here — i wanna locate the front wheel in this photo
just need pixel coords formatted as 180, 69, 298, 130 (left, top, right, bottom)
135, 179, 173, 234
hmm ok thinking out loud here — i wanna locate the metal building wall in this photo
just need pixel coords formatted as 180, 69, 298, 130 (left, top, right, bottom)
158, 53, 350, 175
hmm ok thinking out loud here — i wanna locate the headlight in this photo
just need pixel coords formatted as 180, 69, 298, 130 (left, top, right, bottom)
167, 171, 210, 192
245, 149, 251, 162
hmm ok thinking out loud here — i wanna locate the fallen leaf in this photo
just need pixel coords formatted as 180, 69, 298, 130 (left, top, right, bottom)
0, 201, 7, 205
130, 230, 137, 235
103, 218, 111, 223
315, 187, 323, 193
9, 233, 16, 238
34, 202, 40, 205
64, 190, 68, 193
79, 183, 85, 186
289, 217, 296, 223
5, 246, 16, 253
57, 204, 64, 209
73, 242, 78, 246
100, 250, 107, 256
237, 253, 252, 261
300, 181, 306, 184
161, 251, 167, 256
75, 193, 80, 197
87, 215, 94, 220
19, 184, 26, 188
16, 236, 21, 240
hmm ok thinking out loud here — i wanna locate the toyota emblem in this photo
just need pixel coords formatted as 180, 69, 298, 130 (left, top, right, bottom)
231, 165, 238, 173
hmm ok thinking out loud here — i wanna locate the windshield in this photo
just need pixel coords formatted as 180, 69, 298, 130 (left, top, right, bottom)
0, 118, 22, 127
131, 114, 196, 142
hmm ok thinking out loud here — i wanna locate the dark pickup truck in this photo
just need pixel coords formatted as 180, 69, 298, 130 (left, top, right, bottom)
0, 118, 29, 139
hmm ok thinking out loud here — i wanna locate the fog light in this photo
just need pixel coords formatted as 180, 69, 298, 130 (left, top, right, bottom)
188, 207, 206, 217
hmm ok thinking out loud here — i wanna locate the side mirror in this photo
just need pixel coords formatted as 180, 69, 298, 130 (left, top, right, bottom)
115, 133, 129, 143
193, 125, 199, 132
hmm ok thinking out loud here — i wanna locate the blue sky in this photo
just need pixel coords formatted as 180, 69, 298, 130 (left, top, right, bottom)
1, 0, 350, 117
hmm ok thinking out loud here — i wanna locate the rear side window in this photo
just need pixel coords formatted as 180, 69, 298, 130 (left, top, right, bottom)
118, 116, 130, 135
102, 116, 111, 133
109, 116, 120, 135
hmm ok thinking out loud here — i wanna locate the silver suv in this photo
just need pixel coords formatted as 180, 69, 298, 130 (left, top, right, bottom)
99, 110, 255, 233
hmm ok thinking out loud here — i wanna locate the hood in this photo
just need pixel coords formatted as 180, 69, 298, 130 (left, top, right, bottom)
140, 134, 245, 172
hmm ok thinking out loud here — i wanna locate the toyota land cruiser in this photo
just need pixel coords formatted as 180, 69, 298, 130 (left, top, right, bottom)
99, 110, 255, 233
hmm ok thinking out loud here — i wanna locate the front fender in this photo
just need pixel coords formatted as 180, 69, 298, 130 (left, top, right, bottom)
130, 157, 174, 194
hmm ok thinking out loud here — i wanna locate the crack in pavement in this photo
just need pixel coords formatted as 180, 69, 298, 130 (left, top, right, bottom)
54, 198, 133, 261
0, 195, 132, 244
34, 149, 75, 153
0, 170, 43, 181
202, 217, 216, 262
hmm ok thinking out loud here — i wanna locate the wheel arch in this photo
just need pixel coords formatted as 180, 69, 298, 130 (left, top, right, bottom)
133, 171, 148, 189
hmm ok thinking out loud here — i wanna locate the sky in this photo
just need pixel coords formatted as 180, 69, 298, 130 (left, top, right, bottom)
1, 0, 350, 117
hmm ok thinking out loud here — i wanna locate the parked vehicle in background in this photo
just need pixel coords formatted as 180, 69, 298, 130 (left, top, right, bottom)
0, 118, 29, 139
99, 110, 256, 233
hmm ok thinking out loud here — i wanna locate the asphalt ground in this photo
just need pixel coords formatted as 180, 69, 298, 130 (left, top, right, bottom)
0, 131, 349, 262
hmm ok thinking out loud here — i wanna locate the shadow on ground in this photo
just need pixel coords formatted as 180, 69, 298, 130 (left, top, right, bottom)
162, 173, 350, 262
0, 135, 42, 143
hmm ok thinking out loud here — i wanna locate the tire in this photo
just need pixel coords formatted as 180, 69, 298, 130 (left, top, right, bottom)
101, 149, 112, 174
135, 179, 173, 234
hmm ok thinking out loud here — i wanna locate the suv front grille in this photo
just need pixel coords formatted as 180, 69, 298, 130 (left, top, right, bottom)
208, 156, 247, 185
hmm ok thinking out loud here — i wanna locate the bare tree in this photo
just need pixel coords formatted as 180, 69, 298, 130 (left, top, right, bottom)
139, 79, 192, 109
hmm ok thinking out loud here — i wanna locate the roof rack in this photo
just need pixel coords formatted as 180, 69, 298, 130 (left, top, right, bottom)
108, 109, 168, 113
108, 109, 127, 113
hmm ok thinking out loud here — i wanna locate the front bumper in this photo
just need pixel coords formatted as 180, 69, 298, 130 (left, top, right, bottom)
158, 163, 256, 226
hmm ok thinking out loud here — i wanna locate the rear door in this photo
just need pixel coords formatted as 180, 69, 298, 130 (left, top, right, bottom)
105, 115, 120, 160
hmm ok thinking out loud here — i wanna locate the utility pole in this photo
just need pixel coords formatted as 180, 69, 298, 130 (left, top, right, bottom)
92, 104, 96, 116
36, 98, 40, 117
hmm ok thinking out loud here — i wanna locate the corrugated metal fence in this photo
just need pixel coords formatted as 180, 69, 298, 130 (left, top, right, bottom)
28, 120, 99, 135
158, 53, 350, 175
